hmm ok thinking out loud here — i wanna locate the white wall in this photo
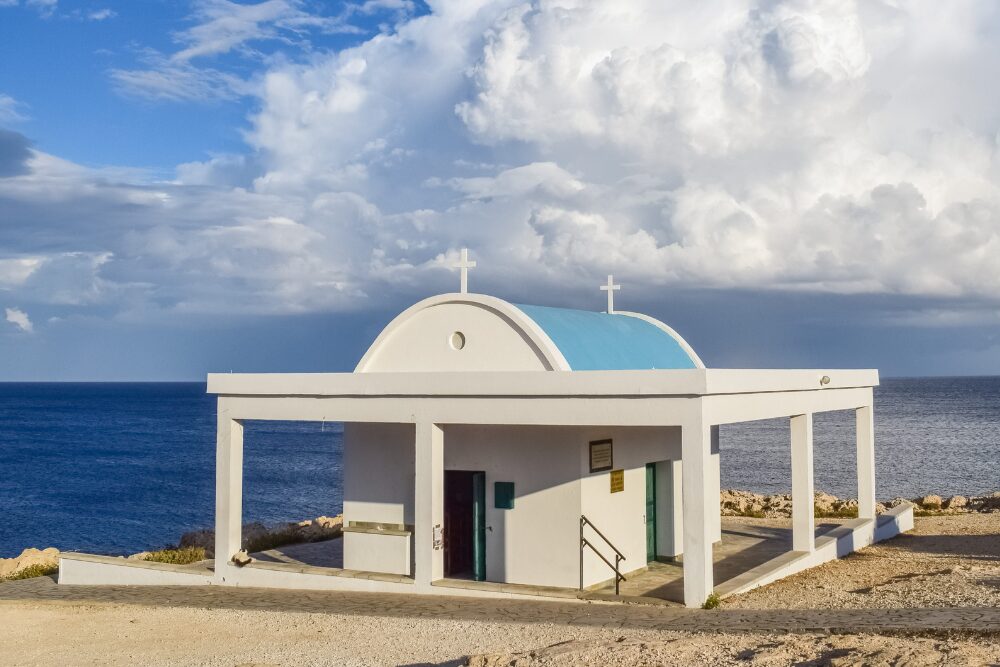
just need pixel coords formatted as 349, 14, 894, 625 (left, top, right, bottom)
360, 302, 552, 372
579, 427, 681, 587
343, 422, 414, 526
444, 425, 582, 588
343, 422, 694, 590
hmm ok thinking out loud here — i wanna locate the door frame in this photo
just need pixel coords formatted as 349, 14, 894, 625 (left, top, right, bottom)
645, 463, 657, 562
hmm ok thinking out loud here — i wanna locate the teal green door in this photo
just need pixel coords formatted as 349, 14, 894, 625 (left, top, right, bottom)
645, 464, 656, 562
472, 471, 486, 581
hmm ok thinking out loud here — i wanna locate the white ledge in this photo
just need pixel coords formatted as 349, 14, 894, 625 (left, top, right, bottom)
207, 368, 878, 398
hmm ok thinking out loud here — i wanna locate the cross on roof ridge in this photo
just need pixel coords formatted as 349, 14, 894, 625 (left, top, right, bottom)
600, 274, 621, 313
453, 248, 477, 294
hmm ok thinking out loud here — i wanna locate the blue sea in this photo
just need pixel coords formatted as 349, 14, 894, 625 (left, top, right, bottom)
1, 378, 998, 558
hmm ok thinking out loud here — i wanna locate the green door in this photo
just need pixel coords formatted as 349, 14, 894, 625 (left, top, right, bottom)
645, 464, 656, 562
472, 471, 486, 581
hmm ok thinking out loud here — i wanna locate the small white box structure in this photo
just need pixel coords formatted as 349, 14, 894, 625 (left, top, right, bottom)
59, 264, 911, 608
343, 527, 411, 576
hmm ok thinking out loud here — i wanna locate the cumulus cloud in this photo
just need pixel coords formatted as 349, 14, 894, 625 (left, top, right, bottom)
4, 307, 32, 333
5, 0, 1000, 324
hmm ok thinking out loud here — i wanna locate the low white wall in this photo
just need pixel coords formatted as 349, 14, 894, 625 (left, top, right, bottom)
343, 531, 411, 575
59, 555, 213, 586
719, 504, 914, 598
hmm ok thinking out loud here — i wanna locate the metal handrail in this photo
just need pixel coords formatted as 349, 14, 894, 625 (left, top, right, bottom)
579, 515, 626, 595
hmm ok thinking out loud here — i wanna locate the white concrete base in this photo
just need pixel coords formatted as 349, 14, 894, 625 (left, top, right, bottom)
59, 553, 213, 586
58, 505, 914, 605
57, 553, 582, 602
717, 504, 915, 599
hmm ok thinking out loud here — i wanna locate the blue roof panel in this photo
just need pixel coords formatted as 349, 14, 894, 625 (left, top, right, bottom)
514, 304, 698, 371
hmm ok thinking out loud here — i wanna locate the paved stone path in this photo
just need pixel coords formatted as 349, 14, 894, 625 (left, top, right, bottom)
3, 576, 999, 634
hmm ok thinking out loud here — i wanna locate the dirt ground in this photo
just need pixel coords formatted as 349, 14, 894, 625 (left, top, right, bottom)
3, 600, 998, 667
0, 515, 997, 666
724, 513, 1000, 609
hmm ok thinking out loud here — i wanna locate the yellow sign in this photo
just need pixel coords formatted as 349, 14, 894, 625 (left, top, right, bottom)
610, 469, 624, 493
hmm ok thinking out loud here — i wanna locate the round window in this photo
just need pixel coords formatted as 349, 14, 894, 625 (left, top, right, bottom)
449, 331, 466, 350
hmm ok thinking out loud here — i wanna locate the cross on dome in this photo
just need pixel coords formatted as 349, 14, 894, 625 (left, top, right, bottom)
600, 274, 621, 313
453, 248, 477, 294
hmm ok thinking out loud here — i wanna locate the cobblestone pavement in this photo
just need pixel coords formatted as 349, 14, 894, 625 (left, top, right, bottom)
2, 576, 999, 634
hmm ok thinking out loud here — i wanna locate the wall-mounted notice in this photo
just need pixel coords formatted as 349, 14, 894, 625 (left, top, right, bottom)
589, 439, 613, 473
610, 469, 624, 493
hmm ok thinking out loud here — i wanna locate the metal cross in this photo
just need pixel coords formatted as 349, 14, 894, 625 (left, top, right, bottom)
453, 248, 477, 294
600, 274, 620, 313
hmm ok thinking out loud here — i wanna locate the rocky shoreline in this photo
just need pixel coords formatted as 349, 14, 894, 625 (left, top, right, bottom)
3, 490, 998, 581
721, 489, 1000, 518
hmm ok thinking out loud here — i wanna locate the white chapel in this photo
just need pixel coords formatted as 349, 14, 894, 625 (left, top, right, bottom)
58, 252, 913, 608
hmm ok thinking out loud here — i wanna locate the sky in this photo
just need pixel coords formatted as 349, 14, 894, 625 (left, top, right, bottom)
2, 0, 1000, 380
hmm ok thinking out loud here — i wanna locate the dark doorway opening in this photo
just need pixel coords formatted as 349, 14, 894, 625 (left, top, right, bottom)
444, 470, 486, 580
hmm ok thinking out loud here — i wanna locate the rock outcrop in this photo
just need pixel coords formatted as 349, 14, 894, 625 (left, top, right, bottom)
0, 547, 59, 580
721, 490, 1000, 518
720, 490, 887, 518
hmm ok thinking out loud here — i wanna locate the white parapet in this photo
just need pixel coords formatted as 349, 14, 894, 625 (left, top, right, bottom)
58, 553, 213, 586
716, 503, 915, 599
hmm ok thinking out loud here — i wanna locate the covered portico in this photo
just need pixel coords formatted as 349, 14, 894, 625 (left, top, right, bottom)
207, 367, 898, 608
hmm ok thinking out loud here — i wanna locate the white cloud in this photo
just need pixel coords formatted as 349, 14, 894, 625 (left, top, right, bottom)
111, 0, 360, 102
0, 94, 28, 123
5, 307, 33, 333
5, 0, 1000, 324
25, 0, 55, 18
87, 8, 116, 21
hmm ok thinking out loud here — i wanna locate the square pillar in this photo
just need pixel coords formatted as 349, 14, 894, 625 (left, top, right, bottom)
214, 406, 244, 581
790, 413, 815, 552
681, 418, 714, 607
856, 404, 876, 520
709, 426, 722, 544
414, 421, 444, 585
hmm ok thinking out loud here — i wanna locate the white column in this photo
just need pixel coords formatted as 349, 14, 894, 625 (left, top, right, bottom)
414, 421, 444, 586
681, 417, 714, 607
214, 404, 243, 581
709, 426, 722, 544
856, 403, 876, 520
790, 413, 815, 552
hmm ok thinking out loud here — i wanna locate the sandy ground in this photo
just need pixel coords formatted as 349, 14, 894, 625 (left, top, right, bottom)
1, 515, 997, 666
725, 513, 1000, 609
3, 600, 998, 667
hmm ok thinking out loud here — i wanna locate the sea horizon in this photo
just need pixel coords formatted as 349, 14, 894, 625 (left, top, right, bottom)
2, 376, 998, 558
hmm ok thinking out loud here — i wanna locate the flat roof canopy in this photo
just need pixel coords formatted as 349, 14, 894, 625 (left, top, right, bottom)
207, 368, 878, 398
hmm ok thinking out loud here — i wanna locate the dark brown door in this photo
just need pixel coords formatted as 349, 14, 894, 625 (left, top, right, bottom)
444, 470, 483, 578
